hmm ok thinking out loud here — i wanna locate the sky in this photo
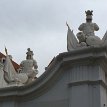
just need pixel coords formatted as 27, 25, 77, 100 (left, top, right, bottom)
0, 0, 107, 76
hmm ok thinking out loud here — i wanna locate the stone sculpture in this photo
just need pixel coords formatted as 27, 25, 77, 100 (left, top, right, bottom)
78, 10, 99, 37
2, 48, 38, 87
2, 49, 28, 86
20, 48, 38, 84
67, 10, 107, 51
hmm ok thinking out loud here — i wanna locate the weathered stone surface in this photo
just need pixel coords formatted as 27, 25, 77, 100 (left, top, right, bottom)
86, 36, 103, 46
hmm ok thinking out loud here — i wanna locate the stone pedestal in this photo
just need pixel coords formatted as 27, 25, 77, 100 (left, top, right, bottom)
0, 46, 107, 107
65, 46, 107, 107
68, 65, 107, 107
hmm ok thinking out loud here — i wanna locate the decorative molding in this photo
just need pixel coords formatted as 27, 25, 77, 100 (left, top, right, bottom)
68, 80, 107, 89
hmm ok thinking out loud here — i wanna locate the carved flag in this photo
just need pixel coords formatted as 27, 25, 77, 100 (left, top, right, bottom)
3, 54, 17, 83
67, 24, 78, 51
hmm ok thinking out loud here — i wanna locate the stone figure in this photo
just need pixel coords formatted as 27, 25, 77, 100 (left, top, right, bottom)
1, 48, 38, 87
20, 48, 38, 84
78, 10, 99, 37
77, 10, 103, 46
67, 10, 104, 51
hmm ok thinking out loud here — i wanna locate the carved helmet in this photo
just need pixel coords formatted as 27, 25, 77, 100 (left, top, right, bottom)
85, 10, 93, 20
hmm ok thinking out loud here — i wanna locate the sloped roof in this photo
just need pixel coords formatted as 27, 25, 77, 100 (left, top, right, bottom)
0, 52, 20, 70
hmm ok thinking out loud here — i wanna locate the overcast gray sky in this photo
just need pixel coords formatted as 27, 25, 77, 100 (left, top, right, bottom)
0, 0, 107, 76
